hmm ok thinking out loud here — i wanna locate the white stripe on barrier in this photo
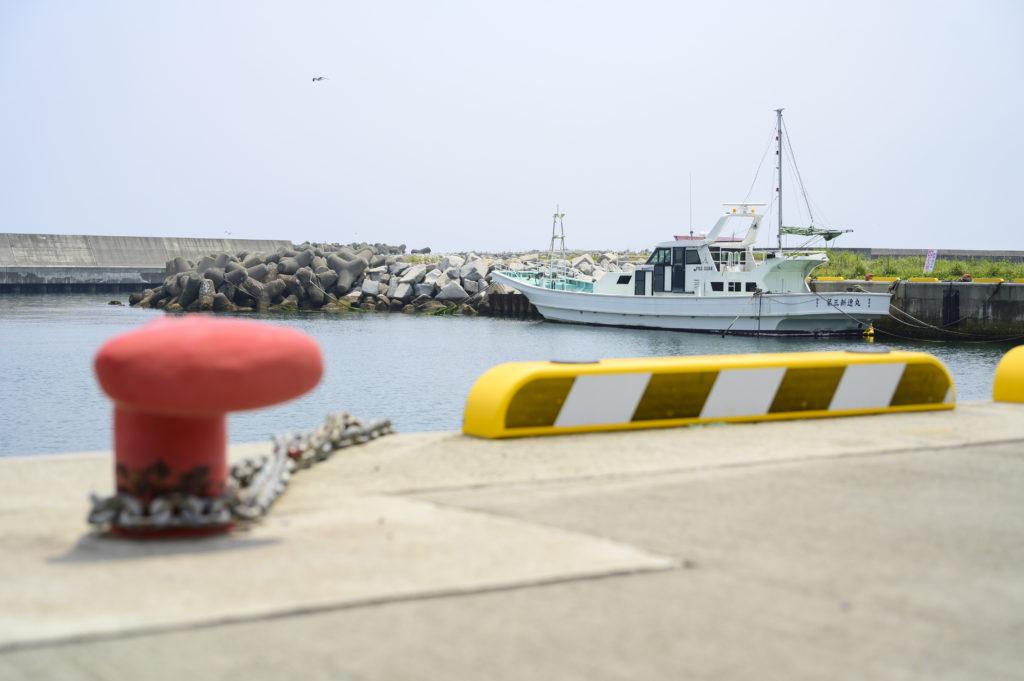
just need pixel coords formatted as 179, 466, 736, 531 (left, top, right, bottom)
554, 372, 652, 428
700, 367, 787, 419
828, 362, 906, 411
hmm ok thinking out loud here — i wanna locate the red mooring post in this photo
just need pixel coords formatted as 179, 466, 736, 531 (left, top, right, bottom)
94, 315, 323, 536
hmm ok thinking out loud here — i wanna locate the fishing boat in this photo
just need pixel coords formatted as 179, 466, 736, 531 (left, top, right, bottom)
492, 110, 890, 336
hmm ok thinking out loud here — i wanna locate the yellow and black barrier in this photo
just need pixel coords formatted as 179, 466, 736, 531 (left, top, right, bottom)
463, 350, 955, 439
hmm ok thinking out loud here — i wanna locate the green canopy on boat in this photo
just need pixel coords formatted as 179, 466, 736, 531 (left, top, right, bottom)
780, 226, 852, 242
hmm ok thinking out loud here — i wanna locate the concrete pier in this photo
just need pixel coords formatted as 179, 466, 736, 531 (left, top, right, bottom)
813, 279, 1024, 340
2, 401, 1023, 680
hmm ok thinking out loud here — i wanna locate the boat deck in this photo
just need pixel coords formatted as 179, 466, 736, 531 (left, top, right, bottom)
3, 401, 1024, 680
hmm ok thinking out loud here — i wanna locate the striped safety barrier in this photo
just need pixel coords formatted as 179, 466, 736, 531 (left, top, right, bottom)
462, 350, 955, 439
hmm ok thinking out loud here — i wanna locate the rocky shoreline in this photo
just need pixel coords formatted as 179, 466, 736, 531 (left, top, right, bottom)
128, 242, 637, 316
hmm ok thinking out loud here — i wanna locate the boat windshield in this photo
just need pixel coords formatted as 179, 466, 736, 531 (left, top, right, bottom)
646, 248, 672, 265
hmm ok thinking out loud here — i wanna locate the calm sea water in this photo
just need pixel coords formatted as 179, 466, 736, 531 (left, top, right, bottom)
0, 293, 1014, 456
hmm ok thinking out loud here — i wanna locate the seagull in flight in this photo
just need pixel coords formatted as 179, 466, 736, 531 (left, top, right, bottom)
312, 76, 328, 82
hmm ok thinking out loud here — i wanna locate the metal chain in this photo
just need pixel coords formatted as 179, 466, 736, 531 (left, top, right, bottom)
88, 412, 393, 531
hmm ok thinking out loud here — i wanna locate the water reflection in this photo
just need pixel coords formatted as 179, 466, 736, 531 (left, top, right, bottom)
0, 294, 1014, 456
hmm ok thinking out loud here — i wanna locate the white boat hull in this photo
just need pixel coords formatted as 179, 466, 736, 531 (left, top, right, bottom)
493, 272, 888, 336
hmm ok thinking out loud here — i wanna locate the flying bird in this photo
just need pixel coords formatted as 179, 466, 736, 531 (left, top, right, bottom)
312, 76, 328, 82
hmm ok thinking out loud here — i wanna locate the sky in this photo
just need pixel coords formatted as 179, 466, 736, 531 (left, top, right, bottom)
1, 0, 1022, 254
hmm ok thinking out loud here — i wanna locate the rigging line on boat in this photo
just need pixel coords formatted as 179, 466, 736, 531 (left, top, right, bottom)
720, 290, 762, 337
781, 117, 816, 226
743, 125, 778, 204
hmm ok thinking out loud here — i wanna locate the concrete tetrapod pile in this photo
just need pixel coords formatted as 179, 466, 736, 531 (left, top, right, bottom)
127, 242, 638, 315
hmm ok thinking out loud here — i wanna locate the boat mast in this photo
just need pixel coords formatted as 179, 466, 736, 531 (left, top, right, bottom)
775, 107, 784, 250
549, 206, 566, 282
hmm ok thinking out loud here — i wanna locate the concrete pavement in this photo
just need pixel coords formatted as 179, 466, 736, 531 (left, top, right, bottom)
2, 401, 1023, 680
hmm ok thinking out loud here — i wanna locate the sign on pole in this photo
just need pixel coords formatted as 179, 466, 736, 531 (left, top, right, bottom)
924, 249, 938, 274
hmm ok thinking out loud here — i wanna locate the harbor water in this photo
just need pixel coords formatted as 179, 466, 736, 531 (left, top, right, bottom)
0, 293, 1014, 456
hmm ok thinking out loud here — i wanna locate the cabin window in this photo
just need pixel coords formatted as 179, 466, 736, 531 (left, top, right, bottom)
745, 282, 757, 292
685, 250, 701, 265
672, 247, 684, 264
616, 274, 631, 285
646, 248, 672, 265
710, 282, 724, 292
727, 282, 742, 292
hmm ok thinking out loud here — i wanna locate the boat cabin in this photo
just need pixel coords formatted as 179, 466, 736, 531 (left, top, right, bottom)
593, 203, 826, 296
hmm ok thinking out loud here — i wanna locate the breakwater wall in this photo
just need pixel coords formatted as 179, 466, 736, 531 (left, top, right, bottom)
811, 279, 1024, 341
0, 234, 292, 292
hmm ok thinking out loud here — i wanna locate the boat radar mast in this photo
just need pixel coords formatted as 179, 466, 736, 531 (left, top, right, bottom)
775, 107, 784, 250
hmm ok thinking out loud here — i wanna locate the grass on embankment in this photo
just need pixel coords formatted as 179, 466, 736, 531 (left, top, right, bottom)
814, 251, 1024, 281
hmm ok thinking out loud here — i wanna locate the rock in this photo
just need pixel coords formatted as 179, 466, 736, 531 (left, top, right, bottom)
213, 253, 233, 268
440, 255, 465, 270
242, 253, 264, 268
264, 278, 287, 302
389, 262, 411, 277
365, 265, 387, 281
414, 282, 437, 298
295, 249, 315, 267
463, 278, 480, 295
333, 257, 368, 293
224, 267, 248, 285
399, 264, 427, 285
246, 263, 268, 281
318, 269, 339, 290
436, 281, 469, 303
108, 299, 123, 306
204, 267, 225, 288
418, 299, 452, 314
571, 254, 595, 269
277, 257, 299, 275
169, 256, 191, 275
460, 259, 490, 282
393, 282, 414, 302
361, 278, 382, 296
212, 292, 235, 311
195, 255, 216, 274
238, 274, 264, 301
179, 272, 203, 308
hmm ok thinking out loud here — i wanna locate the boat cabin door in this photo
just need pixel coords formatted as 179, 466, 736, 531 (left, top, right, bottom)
671, 247, 686, 292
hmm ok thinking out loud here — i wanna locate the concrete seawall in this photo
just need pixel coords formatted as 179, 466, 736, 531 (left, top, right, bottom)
812, 279, 1024, 341
0, 234, 292, 292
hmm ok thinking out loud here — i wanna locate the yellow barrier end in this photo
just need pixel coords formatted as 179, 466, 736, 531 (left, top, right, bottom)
993, 346, 1024, 403
909, 277, 940, 282
872, 276, 900, 282
463, 351, 956, 439
1012, 279, 1024, 284
816, 276, 845, 281
973, 277, 1005, 283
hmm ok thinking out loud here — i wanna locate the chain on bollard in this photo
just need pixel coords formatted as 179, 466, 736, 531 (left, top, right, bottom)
88, 412, 393, 531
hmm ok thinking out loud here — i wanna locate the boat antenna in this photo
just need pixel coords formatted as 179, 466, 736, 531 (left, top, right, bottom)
775, 107, 784, 250
688, 173, 693, 238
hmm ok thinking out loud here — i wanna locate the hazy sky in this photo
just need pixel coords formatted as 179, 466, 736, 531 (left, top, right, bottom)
2, 1, 1021, 253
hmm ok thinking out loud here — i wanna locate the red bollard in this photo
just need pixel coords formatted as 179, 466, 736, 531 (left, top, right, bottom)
94, 315, 323, 536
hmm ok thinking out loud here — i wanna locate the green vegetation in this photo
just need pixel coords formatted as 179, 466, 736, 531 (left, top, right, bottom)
815, 251, 1024, 281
